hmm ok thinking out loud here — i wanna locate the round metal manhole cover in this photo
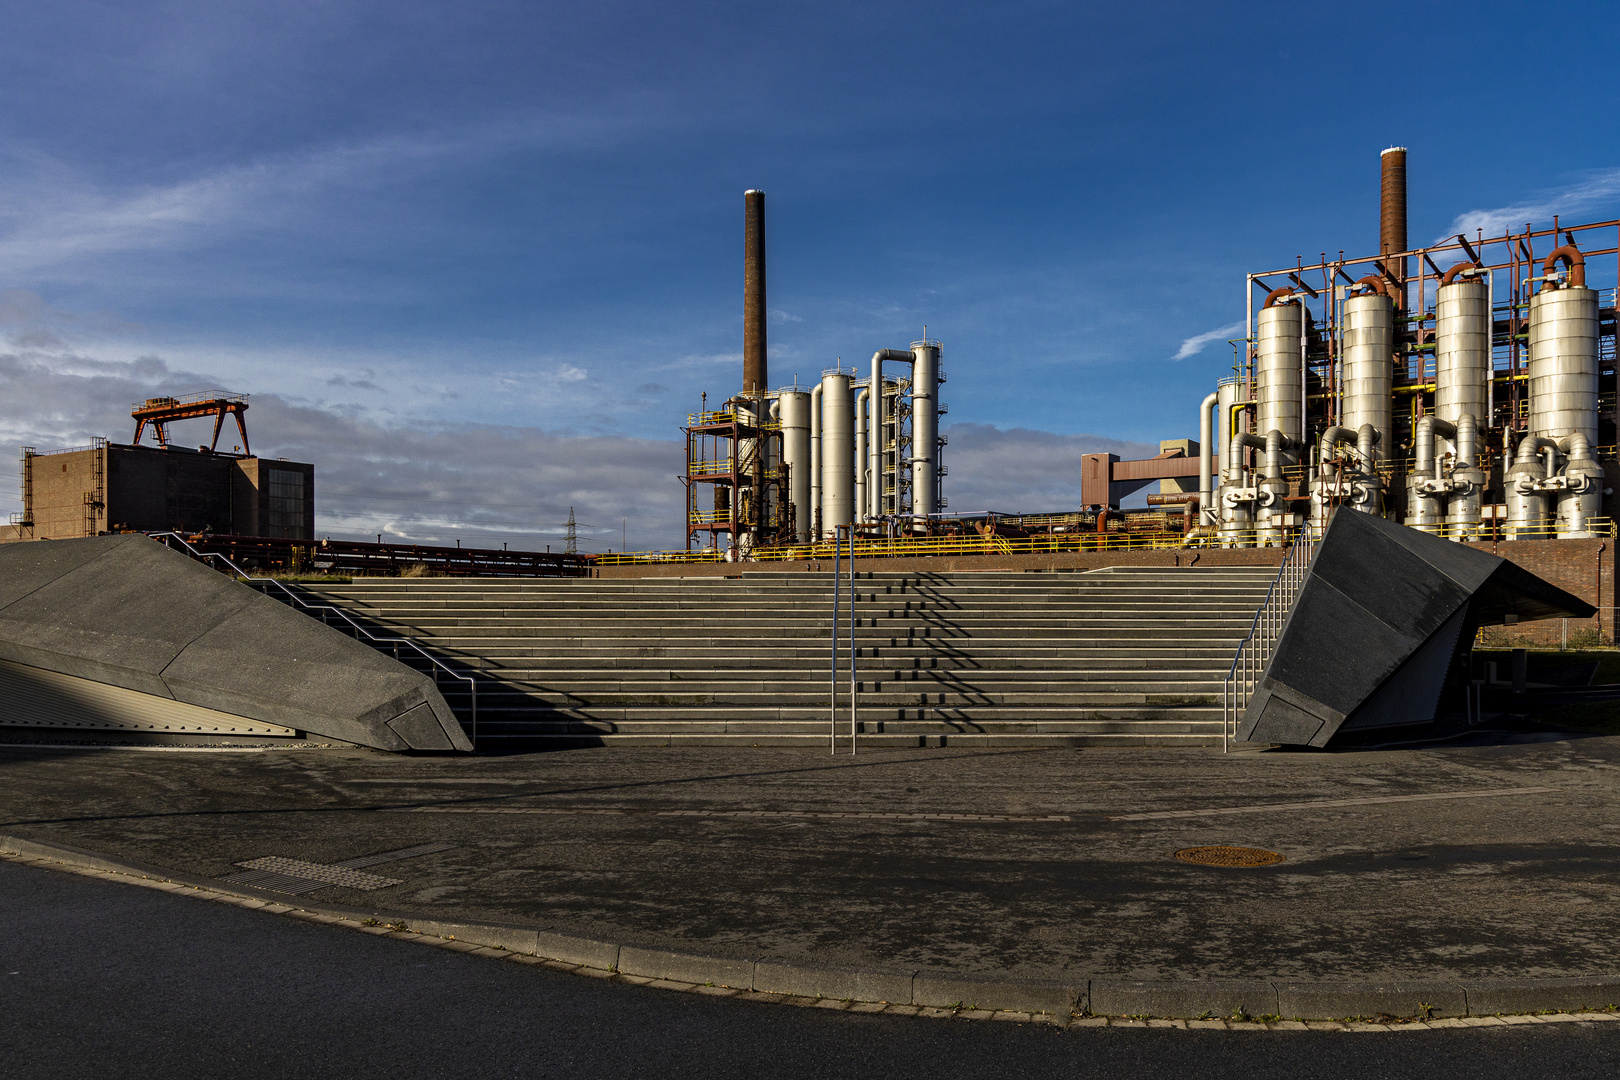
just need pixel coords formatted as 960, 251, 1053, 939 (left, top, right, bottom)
1173, 846, 1285, 868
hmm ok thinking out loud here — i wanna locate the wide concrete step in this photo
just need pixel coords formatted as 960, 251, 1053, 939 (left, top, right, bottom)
451, 655, 1235, 673
443, 696, 1218, 712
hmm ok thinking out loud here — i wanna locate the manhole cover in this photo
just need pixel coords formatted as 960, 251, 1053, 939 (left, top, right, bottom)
1173, 846, 1285, 867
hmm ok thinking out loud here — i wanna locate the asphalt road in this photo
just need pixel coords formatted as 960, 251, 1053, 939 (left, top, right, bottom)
4, 738, 1619, 981
3, 859, 1618, 1080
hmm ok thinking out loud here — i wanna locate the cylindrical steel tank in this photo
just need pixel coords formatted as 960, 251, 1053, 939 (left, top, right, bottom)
819, 371, 854, 536
778, 390, 812, 542
1434, 278, 1489, 433
1341, 293, 1394, 444
1255, 301, 1303, 444
1528, 284, 1600, 442
910, 342, 940, 518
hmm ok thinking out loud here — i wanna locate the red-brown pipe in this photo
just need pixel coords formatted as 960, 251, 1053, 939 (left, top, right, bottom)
1439, 261, 1481, 287
1262, 286, 1297, 309
1543, 243, 1587, 288
1352, 274, 1394, 300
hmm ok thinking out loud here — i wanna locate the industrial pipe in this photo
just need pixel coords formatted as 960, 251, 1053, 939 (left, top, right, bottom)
1414, 415, 1458, 479
1263, 429, 1302, 481
1557, 432, 1604, 538
1262, 286, 1297, 309
1439, 260, 1481, 286
1352, 274, 1395, 299
1226, 432, 1267, 482
1198, 391, 1218, 527
1543, 242, 1587, 288
855, 386, 870, 521
1507, 435, 1559, 540
1356, 423, 1379, 472
810, 384, 823, 539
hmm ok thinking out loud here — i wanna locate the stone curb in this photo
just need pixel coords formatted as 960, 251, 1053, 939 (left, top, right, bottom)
6, 834, 1620, 1027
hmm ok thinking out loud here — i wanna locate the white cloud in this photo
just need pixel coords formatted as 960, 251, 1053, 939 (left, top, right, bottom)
1171, 321, 1245, 361
555, 364, 588, 382
1443, 168, 1620, 242
941, 423, 1156, 513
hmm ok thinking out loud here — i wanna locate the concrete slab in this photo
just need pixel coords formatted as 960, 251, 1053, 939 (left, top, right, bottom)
0, 535, 469, 751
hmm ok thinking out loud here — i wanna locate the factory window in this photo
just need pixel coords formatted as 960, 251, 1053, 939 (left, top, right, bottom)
266, 467, 307, 538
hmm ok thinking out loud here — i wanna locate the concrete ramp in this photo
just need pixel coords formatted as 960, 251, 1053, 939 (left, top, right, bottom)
0, 535, 470, 751
1236, 510, 1593, 747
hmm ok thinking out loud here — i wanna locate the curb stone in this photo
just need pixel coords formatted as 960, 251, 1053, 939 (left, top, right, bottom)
5, 833, 1620, 1029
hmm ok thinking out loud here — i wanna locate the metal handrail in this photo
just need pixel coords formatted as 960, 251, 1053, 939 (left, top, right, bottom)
1221, 528, 1318, 752
149, 532, 477, 747
830, 526, 857, 755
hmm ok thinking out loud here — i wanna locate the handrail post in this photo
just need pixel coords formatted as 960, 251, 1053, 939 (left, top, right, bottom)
849, 528, 857, 756
831, 527, 840, 755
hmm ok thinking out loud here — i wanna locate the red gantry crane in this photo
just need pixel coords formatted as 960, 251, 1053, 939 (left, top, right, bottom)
131, 391, 250, 455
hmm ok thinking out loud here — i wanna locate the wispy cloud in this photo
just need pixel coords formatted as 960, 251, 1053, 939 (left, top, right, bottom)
0, 92, 693, 280
1443, 168, 1620, 241
1171, 321, 1245, 361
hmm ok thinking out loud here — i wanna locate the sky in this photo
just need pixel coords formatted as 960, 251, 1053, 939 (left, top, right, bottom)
1, 1, 1617, 551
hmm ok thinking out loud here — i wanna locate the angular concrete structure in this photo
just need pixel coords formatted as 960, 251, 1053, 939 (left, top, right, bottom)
0, 535, 469, 751
1237, 509, 1594, 747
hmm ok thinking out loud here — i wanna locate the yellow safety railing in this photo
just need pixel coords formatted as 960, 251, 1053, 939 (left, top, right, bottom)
595, 516, 1619, 566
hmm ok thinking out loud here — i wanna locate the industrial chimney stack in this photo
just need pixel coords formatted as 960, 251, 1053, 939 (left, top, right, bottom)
743, 190, 767, 394
1380, 147, 1408, 316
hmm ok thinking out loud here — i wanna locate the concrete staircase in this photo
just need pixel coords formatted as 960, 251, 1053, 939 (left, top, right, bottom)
297, 566, 1276, 747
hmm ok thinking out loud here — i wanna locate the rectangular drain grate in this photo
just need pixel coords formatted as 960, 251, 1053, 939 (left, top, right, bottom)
226, 857, 403, 891
219, 843, 456, 894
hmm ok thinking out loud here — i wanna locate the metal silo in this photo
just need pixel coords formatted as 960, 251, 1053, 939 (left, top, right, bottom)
1255, 299, 1303, 443
819, 370, 855, 536
1434, 276, 1490, 430
910, 341, 941, 518
1341, 292, 1394, 445
1528, 282, 1599, 443
778, 390, 812, 542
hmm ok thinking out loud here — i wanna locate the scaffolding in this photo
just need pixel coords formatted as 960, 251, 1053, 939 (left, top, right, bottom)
682, 397, 792, 552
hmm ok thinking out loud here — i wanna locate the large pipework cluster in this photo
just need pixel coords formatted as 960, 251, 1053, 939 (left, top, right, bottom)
1196, 148, 1615, 549
689, 189, 950, 552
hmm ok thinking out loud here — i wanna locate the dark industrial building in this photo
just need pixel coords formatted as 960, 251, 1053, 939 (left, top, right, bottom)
2, 393, 314, 542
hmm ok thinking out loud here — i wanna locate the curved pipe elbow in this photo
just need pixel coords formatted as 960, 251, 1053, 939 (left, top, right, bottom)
1440, 261, 1481, 287
1514, 435, 1558, 465
1558, 432, 1593, 460
1352, 275, 1394, 300
1356, 424, 1381, 469
1263, 287, 1298, 309
1543, 243, 1587, 288
1227, 432, 1267, 477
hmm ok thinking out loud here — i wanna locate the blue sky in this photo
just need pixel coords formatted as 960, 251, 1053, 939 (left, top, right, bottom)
1, 1, 1617, 550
